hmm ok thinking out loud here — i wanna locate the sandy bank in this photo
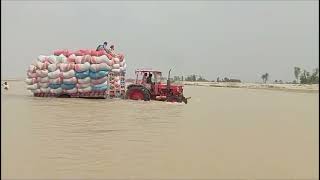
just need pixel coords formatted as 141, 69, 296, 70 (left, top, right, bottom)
183, 81, 319, 93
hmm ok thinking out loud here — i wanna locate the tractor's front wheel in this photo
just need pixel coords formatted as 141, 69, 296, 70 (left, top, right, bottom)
125, 87, 151, 101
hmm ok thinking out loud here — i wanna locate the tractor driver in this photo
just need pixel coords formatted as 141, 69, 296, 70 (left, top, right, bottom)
146, 73, 153, 84
142, 73, 148, 84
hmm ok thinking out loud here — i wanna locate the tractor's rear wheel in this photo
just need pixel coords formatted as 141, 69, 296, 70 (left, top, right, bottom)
125, 87, 151, 101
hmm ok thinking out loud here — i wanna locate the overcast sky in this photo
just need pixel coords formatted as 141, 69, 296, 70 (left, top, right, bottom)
1, 1, 319, 82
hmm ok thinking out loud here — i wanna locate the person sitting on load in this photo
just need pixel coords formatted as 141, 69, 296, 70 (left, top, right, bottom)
96, 41, 109, 53
146, 74, 153, 84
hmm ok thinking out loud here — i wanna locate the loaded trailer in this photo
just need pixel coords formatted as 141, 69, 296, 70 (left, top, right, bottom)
26, 49, 127, 99
32, 72, 126, 99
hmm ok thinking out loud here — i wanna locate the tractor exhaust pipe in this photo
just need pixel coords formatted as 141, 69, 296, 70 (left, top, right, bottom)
167, 69, 172, 91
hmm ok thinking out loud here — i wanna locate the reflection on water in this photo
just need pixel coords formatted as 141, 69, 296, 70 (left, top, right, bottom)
1, 81, 319, 179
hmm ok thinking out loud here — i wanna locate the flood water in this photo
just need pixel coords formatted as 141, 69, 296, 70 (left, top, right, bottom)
1, 81, 319, 179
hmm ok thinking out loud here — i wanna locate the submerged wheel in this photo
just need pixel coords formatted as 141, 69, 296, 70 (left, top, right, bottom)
125, 87, 151, 101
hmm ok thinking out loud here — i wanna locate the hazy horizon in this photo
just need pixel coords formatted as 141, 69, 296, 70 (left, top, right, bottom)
1, 1, 319, 82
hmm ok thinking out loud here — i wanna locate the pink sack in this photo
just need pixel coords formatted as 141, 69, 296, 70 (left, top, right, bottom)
90, 50, 106, 57
48, 69, 61, 79
63, 77, 77, 84
90, 56, 98, 64
90, 63, 111, 72
113, 64, 120, 69
54, 50, 64, 56
37, 76, 49, 83
97, 50, 106, 56
49, 77, 62, 84
75, 56, 83, 64
91, 76, 108, 85
90, 50, 99, 56
67, 54, 76, 63
54, 49, 72, 57
75, 62, 90, 72
113, 57, 120, 64
118, 54, 125, 61
25, 78, 38, 85
106, 59, 114, 66
41, 70, 49, 77
106, 53, 113, 60
60, 63, 75, 72
80, 49, 91, 55
74, 50, 84, 56
36, 61, 45, 70
62, 70, 75, 79
27, 72, 37, 78
65, 50, 73, 57
43, 62, 50, 69
91, 50, 106, 56
28, 65, 37, 72
78, 86, 92, 93
82, 55, 92, 63
76, 82, 90, 89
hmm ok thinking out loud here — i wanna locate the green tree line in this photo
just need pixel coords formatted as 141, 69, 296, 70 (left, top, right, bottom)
294, 67, 319, 84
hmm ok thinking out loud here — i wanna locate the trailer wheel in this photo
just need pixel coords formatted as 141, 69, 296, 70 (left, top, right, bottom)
125, 86, 150, 101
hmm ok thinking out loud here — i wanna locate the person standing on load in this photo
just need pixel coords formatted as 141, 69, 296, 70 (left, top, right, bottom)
96, 41, 109, 53
109, 45, 116, 56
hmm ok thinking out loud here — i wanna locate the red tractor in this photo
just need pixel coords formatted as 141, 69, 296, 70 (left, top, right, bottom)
125, 69, 190, 104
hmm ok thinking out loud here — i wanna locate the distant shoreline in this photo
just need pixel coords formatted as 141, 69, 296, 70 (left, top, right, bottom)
183, 81, 319, 93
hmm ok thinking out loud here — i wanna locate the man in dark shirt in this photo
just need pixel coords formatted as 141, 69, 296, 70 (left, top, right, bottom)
96, 42, 109, 53
146, 74, 153, 84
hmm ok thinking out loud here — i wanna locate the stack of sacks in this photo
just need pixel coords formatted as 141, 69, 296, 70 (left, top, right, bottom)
26, 56, 51, 94
60, 57, 77, 94
38, 56, 52, 94
109, 57, 127, 92
89, 55, 110, 92
26, 64, 40, 93
47, 56, 63, 95
26, 48, 127, 96
75, 55, 91, 93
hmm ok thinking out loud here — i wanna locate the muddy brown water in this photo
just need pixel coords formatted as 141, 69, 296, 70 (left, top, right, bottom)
1, 81, 319, 179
